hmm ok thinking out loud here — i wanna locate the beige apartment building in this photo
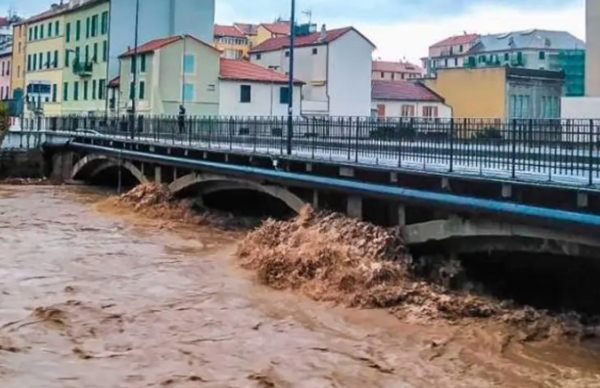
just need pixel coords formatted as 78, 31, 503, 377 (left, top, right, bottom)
586, 0, 600, 97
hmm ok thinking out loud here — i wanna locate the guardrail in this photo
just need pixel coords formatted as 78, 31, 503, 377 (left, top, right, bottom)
23, 115, 600, 187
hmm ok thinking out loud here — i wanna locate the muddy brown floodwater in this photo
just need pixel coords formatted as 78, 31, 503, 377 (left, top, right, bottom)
1, 185, 600, 388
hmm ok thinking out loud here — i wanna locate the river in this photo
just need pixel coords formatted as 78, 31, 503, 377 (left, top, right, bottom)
0, 185, 599, 388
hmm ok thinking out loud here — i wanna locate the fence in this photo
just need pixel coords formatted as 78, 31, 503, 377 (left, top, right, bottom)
20, 115, 600, 186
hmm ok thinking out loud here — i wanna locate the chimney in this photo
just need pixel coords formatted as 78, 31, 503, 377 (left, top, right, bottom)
320, 24, 326, 40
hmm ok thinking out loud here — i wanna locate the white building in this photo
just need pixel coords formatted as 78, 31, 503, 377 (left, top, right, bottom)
371, 80, 452, 118
249, 25, 375, 117
218, 58, 303, 117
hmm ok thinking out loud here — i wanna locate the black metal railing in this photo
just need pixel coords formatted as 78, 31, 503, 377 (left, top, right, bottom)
19, 115, 600, 186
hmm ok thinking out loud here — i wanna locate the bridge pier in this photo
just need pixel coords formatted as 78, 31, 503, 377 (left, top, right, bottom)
51, 151, 74, 182
389, 204, 406, 227
312, 190, 319, 209
347, 196, 363, 219
154, 166, 162, 184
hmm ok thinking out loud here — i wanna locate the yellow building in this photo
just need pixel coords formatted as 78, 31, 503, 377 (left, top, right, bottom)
423, 66, 564, 119
10, 22, 28, 98
61, 0, 110, 114
213, 24, 249, 59
252, 22, 289, 47
23, 6, 68, 115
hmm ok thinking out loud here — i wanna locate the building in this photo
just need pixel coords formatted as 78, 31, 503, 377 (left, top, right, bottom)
423, 67, 563, 119
252, 21, 290, 47
586, 0, 600, 97
61, 0, 110, 114
116, 35, 220, 116
424, 30, 584, 97
213, 24, 249, 59
423, 33, 480, 75
250, 25, 376, 117
10, 21, 26, 100
371, 80, 451, 118
219, 58, 303, 116
108, 0, 216, 80
23, 5, 69, 115
372, 60, 423, 81
0, 50, 11, 100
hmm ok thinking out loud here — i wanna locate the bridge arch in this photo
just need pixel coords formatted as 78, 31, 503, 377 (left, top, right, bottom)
70, 154, 148, 184
168, 173, 306, 213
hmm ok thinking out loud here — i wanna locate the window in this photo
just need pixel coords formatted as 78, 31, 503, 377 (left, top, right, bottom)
28, 28, 32, 41
40, 24, 44, 39
91, 14, 98, 37
279, 86, 289, 104
93, 42, 98, 62
183, 83, 194, 101
66, 23, 71, 42
284, 51, 289, 57
86, 17, 90, 38
65, 50, 71, 67
240, 84, 251, 103
32, 54, 37, 70
454, 58, 458, 66
129, 82, 135, 99
401, 104, 415, 117
75, 20, 81, 41
83, 80, 89, 100
75, 46, 80, 59
539, 51, 546, 60
312, 47, 318, 55
51, 84, 57, 102
53, 50, 58, 68
139, 81, 145, 99
101, 11, 109, 34
27, 55, 31, 71
73, 81, 79, 100
1, 62, 4, 76
459, 44, 464, 52
391, 73, 395, 80
46, 51, 51, 68
183, 54, 194, 73
256, 53, 261, 60
34, 25, 38, 40
55, 20, 59, 36
92, 79, 97, 99
102, 40, 108, 62
98, 79, 106, 99
423, 106, 439, 118
517, 51, 523, 64
47, 22, 52, 37
130, 56, 136, 73
140, 54, 146, 72
85, 45, 89, 62
38, 53, 43, 69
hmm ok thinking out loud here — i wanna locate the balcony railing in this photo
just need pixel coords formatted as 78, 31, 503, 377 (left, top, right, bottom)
73, 60, 93, 76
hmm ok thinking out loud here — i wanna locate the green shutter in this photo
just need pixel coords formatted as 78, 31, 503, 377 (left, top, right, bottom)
63, 82, 69, 102
66, 23, 71, 42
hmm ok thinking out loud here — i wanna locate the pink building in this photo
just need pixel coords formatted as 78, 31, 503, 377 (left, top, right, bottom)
0, 52, 10, 100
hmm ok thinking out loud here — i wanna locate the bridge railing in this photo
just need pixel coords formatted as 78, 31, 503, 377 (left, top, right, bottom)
23, 115, 600, 186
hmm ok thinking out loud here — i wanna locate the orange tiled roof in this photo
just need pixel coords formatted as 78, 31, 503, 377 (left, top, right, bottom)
251, 26, 376, 53
430, 33, 480, 48
219, 58, 303, 85
214, 24, 246, 38
120, 34, 219, 57
372, 60, 423, 74
261, 22, 290, 36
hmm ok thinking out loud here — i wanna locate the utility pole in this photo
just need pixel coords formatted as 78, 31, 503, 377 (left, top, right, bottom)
286, 0, 296, 155
130, 0, 140, 139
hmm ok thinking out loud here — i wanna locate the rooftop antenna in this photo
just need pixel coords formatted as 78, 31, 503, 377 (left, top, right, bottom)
301, 9, 312, 24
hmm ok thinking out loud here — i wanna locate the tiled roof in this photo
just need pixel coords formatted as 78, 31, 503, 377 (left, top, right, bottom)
120, 34, 219, 57
234, 23, 258, 35
108, 76, 120, 88
372, 80, 443, 102
430, 33, 480, 48
261, 22, 290, 35
373, 60, 423, 74
251, 26, 375, 53
470, 29, 585, 53
214, 24, 246, 38
16, 0, 107, 25
219, 58, 304, 85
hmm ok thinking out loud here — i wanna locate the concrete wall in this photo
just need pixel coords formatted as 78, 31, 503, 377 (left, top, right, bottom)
327, 29, 374, 117
219, 80, 302, 116
561, 97, 600, 119
107, 0, 215, 80
424, 67, 506, 119
0, 149, 45, 178
586, 0, 600, 97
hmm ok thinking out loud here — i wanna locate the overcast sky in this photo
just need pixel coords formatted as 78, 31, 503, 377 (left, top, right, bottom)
8, 0, 586, 63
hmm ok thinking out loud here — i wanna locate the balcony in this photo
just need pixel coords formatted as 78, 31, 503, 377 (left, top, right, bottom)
73, 60, 93, 77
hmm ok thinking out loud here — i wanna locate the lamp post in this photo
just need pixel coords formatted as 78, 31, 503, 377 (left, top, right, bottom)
129, 0, 140, 139
286, 0, 296, 155
268, 65, 280, 116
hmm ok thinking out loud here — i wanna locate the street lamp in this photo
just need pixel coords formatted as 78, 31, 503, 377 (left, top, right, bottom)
268, 65, 280, 116
286, 0, 296, 155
